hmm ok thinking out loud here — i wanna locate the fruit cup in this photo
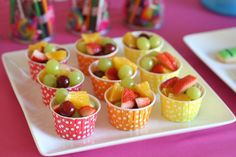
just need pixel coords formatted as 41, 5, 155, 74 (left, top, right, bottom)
158, 75, 206, 122
138, 52, 182, 93
74, 33, 118, 75
37, 61, 84, 106
26, 41, 70, 81
104, 81, 156, 131
50, 92, 101, 140
88, 57, 138, 100
122, 31, 164, 63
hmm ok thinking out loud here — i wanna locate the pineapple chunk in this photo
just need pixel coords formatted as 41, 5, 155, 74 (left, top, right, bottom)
46, 50, 67, 62
108, 83, 124, 103
112, 57, 137, 72
28, 41, 47, 54
66, 91, 90, 109
81, 32, 101, 43
134, 81, 154, 100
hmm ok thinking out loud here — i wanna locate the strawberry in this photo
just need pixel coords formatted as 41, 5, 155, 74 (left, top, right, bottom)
86, 43, 102, 55
78, 106, 97, 117
156, 53, 177, 71
163, 52, 178, 70
172, 75, 197, 95
31, 50, 48, 63
121, 88, 138, 109
135, 97, 151, 108
105, 67, 119, 80
160, 77, 179, 89
151, 63, 165, 73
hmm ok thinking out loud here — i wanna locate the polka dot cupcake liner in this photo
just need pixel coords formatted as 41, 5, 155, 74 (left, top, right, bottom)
123, 31, 164, 64
26, 45, 70, 82
138, 55, 182, 93
159, 83, 206, 122
104, 87, 156, 131
50, 95, 101, 140
74, 39, 118, 76
88, 60, 137, 100
37, 67, 84, 106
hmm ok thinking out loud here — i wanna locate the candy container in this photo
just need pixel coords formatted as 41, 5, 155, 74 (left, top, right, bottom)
124, 0, 164, 29
67, 0, 110, 35
10, 0, 54, 43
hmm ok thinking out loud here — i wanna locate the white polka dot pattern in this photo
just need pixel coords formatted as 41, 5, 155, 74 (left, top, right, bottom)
53, 112, 98, 140
28, 60, 45, 82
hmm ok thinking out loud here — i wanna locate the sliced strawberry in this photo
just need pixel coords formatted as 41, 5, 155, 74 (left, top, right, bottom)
135, 97, 151, 108
121, 88, 138, 109
106, 67, 119, 80
163, 52, 178, 70
172, 75, 197, 95
157, 53, 176, 71
86, 43, 102, 55
160, 77, 179, 89
151, 63, 165, 73
31, 50, 48, 63
121, 100, 135, 109
78, 106, 97, 117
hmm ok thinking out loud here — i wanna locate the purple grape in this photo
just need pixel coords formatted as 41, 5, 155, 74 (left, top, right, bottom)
57, 75, 70, 88
93, 70, 105, 78
58, 101, 75, 117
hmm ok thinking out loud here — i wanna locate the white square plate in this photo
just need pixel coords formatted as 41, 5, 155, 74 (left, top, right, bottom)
184, 27, 236, 92
2, 38, 235, 156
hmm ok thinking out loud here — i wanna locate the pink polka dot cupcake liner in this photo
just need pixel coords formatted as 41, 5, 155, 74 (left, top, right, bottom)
88, 60, 137, 100
26, 45, 70, 82
37, 67, 84, 106
50, 95, 101, 140
74, 39, 118, 76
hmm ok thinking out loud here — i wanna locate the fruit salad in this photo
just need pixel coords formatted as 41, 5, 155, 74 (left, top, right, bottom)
38, 59, 84, 88
140, 51, 180, 73
28, 41, 68, 63
53, 90, 98, 118
160, 75, 203, 101
106, 81, 154, 109
123, 32, 161, 50
76, 32, 117, 56
91, 57, 137, 81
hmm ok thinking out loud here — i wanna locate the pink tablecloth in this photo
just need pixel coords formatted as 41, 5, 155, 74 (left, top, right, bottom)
1, 0, 236, 157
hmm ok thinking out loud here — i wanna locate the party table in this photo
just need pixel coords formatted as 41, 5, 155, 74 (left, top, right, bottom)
1, 0, 236, 157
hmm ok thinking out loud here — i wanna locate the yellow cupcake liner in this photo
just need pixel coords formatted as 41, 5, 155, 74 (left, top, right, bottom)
159, 83, 205, 122
139, 67, 181, 93
104, 88, 156, 131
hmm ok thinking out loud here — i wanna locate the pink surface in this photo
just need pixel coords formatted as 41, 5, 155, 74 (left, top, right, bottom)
1, 0, 236, 157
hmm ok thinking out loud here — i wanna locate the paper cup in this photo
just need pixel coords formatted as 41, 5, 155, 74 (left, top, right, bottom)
158, 83, 206, 122
104, 87, 156, 131
37, 67, 84, 106
26, 45, 70, 81
123, 31, 164, 63
88, 60, 137, 100
74, 39, 118, 76
50, 94, 101, 140
138, 54, 182, 93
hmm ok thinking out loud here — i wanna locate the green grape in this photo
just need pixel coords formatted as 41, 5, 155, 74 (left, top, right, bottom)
186, 86, 202, 100
121, 77, 135, 88
55, 88, 68, 104
140, 57, 154, 71
101, 37, 115, 46
68, 71, 83, 86
118, 65, 133, 80
43, 74, 57, 87
76, 41, 87, 53
97, 58, 113, 72
149, 51, 158, 56
45, 59, 60, 75
149, 35, 160, 49
137, 37, 150, 50
45, 44, 56, 53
